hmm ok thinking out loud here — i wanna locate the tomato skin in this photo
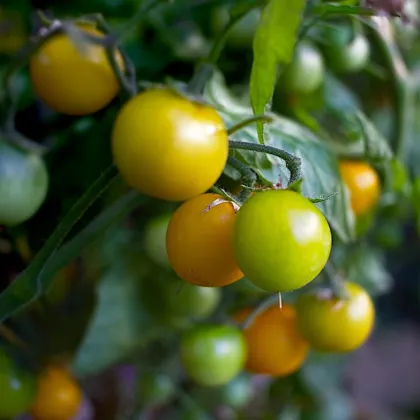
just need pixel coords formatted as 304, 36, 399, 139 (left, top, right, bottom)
233, 190, 332, 292
327, 34, 370, 73
166, 194, 243, 287
282, 42, 325, 94
144, 214, 172, 269
234, 304, 309, 376
296, 282, 375, 352
0, 140, 49, 226
30, 26, 123, 115
31, 365, 82, 420
339, 161, 380, 216
112, 89, 229, 202
180, 324, 247, 387
0, 350, 36, 418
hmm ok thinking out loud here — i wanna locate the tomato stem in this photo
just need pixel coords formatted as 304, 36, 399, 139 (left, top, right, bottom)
227, 156, 257, 202
241, 294, 279, 329
229, 141, 302, 187
210, 185, 241, 207
324, 262, 350, 300
227, 115, 273, 136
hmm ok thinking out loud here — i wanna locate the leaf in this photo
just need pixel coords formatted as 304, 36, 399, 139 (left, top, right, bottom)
414, 177, 420, 236
71, 250, 157, 377
205, 71, 355, 243
250, 0, 305, 143
0, 165, 119, 324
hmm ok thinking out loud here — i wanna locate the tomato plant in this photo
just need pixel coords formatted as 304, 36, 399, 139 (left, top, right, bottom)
166, 193, 243, 287
30, 25, 123, 116
30, 365, 82, 420
296, 282, 375, 352
180, 324, 247, 387
233, 190, 332, 292
0, 349, 36, 419
234, 304, 309, 376
112, 89, 229, 202
137, 372, 175, 407
0, 139, 48, 226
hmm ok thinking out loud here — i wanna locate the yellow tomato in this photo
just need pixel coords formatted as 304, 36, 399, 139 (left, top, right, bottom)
296, 282, 375, 352
234, 304, 309, 376
166, 193, 243, 287
30, 25, 123, 115
339, 160, 380, 216
111, 88, 229, 201
31, 365, 82, 420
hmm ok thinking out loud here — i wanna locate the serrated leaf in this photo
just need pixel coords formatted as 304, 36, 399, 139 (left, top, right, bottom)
205, 71, 355, 243
250, 0, 305, 143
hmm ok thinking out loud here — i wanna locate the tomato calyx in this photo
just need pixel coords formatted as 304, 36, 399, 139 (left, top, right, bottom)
202, 198, 240, 214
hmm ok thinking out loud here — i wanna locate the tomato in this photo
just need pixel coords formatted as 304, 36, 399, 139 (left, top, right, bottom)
281, 42, 325, 95
326, 33, 370, 73
166, 194, 243, 287
31, 365, 82, 420
339, 160, 380, 216
0, 349, 36, 418
29, 25, 123, 116
144, 213, 172, 269
234, 304, 308, 376
163, 277, 221, 319
219, 374, 253, 409
233, 190, 332, 292
0, 140, 49, 226
230, 277, 269, 297
138, 372, 175, 407
296, 282, 375, 352
180, 324, 247, 387
211, 7, 260, 49
112, 89, 229, 202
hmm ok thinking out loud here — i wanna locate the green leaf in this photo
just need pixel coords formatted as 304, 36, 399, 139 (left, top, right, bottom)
414, 177, 420, 236
72, 250, 157, 377
250, 0, 305, 143
205, 71, 355, 243
0, 165, 119, 324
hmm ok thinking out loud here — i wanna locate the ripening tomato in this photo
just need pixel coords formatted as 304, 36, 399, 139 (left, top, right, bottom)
296, 282, 375, 352
180, 324, 247, 387
0, 349, 36, 419
282, 42, 325, 95
0, 140, 49, 226
166, 193, 243, 287
233, 190, 332, 292
339, 160, 380, 216
31, 365, 82, 420
112, 89, 229, 201
30, 25, 123, 115
234, 304, 309, 376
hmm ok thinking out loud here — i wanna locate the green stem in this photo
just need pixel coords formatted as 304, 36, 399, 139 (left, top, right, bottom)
324, 262, 350, 300
227, 156, 257, 202
229, 141, 302, 187
241, 294, 278, 329
0, 166, 119, 323
210, 185, 241, 207
105, 46, 136, 98
227, 115, 273, 136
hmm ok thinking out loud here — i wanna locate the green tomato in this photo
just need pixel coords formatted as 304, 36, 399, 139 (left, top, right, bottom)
138, 372, 175, 407
326, 33, 370, 73
219, 374, 253, 409
0, 350, 36, 418
143, 213, 172, 269
164, 277, 221, 319
211, 7, 260, 49
0, 140, 49, 226
281, 42, 325, 95
233, 190, 332, 293
180, 325, 247, 387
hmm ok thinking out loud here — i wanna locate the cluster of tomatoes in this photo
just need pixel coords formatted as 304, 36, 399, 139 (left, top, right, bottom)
0, 353, 82, 420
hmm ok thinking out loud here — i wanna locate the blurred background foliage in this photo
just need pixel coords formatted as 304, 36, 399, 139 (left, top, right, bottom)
0, 0, 420, 419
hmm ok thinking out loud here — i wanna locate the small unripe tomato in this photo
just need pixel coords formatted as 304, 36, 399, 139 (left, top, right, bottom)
166, 193, 243, 287
30, 25, 123, 115
296, 282, 375, 352
0, 140, 49, 226
112, 89, 229, 201
282, 42, 325, 95
0, 349, 36, 419
233, 190, 332, 292
234, 304, 309, 376
31, 365, 82, 420
339, 160, 380, 216
180, 324, 247, 387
